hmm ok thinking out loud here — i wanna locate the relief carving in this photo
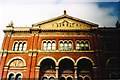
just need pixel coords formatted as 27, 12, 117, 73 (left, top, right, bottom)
52, 20, 83, 28
9, 59, 24, 67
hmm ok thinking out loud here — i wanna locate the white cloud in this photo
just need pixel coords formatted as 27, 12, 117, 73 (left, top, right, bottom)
0, 1, 118, 49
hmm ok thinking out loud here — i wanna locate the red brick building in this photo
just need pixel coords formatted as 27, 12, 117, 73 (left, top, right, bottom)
0, 11, 120, 80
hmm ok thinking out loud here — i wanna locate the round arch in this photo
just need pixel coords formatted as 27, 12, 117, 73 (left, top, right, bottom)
58, 56, 75, 66
37, 56, 57, 66
106, 57, 119, 67
75, 56, 95, 66
6, 56, 26, 66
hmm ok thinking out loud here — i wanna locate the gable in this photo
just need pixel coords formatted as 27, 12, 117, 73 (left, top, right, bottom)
32, 14, 98, 30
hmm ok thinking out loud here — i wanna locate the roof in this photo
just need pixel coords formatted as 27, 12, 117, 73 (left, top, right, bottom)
32, 10, 99, 27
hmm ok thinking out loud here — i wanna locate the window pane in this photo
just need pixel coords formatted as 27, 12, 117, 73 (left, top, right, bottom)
48, 42, 51, 50
68, 41, 72, 51
43, 42, 47, 51
9, 74, 14, 80
42, 77, 48, 80
13, 42, 18, 51
60, 42, 64, 50
49, 77, 55, 80
16, 74, 22, 80
64, 41, 68, 50
84, 41, 89, 50
22, 42, 27, 51
80, 42, 84, 50
18, 42, 23, 51
52, 42, 56, 50
76, 42, 80, 50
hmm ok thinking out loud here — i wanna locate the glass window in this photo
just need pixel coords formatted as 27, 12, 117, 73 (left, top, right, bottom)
60, 77, 65, 80
52, 41, 56, 51
67, 77, 72, 80
80, 41, 84, 50
84, 41, 89, 50
84, 77, 90, 80
43, 41, 47, 51
16, 74, 22, 80
22, 42, 27, 51
68, 41, 72, 51
64, 41, 68, 50
18, 42, 23, 51
60, 41, 64, 51
49, 77, 55, 80
77, 77, 83, 80
8, 73, 14, 80
48, 41, 51, 50
42, 77, 48, 80
76, 41, 80, 51
13, 42, 18, 51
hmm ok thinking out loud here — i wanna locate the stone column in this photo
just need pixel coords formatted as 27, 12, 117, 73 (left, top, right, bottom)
56, 66, 59, 80
93, 66, 98, 80
74, 67, 77, 80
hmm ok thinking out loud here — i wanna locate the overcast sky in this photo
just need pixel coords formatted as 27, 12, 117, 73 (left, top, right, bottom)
0, 0, 120, 49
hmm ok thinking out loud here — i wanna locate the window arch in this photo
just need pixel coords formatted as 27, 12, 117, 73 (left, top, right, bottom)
47, 41, 52, 50
13, 42, 18, 51
59, 77, 65, 80
42, 77, 48, 80
67, 77, 72, 80
84, 41, 90, 50
52, 41, 56, 50
59, 40, 73, 51
77, 77, 83, 80
76, 41, 80, 51
84, 76, 91, 80
76, 40, 90, 51
64, 41, 68, 50
49, 77, 55, 80
13, 41, 27, 51
59, 41, 64, 51
80, 41, 84, 50
15, 73, 22, 80
22, 42, 27, 51
8, 73, 14, 80
18, 42, 23, 51
42, 40, 56, 51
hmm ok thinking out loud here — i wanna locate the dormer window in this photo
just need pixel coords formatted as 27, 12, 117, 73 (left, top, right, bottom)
13, 41, 27, 51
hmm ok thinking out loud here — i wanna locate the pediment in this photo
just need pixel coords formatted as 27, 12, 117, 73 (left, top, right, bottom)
32, 14, 98, 30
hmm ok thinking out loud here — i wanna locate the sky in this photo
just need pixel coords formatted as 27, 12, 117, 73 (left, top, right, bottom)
0, 0, 120, 49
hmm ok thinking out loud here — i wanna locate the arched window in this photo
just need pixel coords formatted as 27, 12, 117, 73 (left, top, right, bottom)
60, 77, 65, 80
60, 41, 64, 51
8, 73, 14, 80
49, 77, 55, 80
22, 42, 27, 51
80, 41, 84, 50
43, 41, 47, 51
42, 77, 48, 80
48, 41, 52, 50
52, 41, 56, 51
67, 77, 72, 80
64, 41, 68, 50
68, 41, 72, 51
84, 41, 90, 50
77, 77, 83, 80
18, 42, 23, 51
16, 74, 22, 80
76, 41, 80, 51
84, 77, 90, 80
13, 42, 18, 51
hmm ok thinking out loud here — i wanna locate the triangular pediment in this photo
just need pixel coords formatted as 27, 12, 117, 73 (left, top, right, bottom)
32, 13, 98, 30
